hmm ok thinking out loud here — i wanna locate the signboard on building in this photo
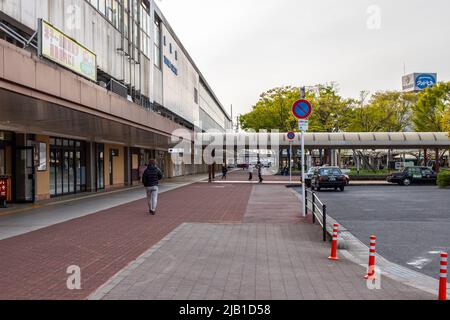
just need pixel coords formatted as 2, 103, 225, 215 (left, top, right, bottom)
402, 73, 437, 92
38, 19, 97, 82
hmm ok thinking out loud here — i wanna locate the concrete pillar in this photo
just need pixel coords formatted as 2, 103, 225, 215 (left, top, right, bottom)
86, 141, 96, 192
435, 148, 440, 173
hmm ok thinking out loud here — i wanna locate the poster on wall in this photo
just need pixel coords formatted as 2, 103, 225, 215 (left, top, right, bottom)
38, 19, 97, 82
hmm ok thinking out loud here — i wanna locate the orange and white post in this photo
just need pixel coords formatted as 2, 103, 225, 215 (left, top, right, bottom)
364, 235, 377, 279
439, 252, 448, 301
328, 224, 339, 261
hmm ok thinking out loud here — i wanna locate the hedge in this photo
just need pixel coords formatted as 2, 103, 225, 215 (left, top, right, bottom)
437, 170, 450, 188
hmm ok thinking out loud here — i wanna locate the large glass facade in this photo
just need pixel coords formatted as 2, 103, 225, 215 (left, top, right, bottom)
50, 138, 87, 197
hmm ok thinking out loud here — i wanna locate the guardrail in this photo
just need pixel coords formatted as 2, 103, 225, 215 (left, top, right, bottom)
305, 188, 327, 242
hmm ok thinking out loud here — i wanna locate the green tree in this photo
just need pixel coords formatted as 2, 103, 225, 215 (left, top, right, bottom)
348, 91, 416, 132
240, 84, 351, 132
239, 86, 310, 132
307, 84, 353, 132
412, 82, 450, 132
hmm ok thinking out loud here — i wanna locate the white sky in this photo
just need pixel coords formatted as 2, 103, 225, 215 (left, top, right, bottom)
156, 0, 450, 118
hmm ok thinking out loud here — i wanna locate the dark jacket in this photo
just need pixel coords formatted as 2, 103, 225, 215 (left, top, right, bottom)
142, 165, 163, 187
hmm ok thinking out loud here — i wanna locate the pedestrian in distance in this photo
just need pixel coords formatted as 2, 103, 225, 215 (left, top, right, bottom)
142, 159, 163, 215
256, 161, 263, 183
222, 165, 228, 180
248, 164, 254, 181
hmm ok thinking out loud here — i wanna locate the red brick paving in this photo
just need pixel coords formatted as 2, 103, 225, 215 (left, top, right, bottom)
0, 183, 252, 300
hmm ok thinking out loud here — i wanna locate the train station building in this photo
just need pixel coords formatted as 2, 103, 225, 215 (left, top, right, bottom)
0, 0, 231, 203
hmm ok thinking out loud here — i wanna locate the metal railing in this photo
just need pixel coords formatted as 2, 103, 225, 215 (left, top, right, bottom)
305, 188, 327, 242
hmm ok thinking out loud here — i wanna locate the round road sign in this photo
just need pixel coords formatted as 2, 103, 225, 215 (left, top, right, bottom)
292, 100, 313, 120
287, 132, 296, 140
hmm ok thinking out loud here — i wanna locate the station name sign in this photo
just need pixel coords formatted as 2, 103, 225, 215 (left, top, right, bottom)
38, 19, 97, 82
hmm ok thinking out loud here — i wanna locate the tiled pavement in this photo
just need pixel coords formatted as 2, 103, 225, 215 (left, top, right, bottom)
94, 223, 433, 300
0, 183, 252, 300
0, 179, 435, 300
91, 185, 434, 300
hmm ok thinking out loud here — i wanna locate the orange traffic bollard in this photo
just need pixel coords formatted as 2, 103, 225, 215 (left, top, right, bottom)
439, 252, 447, 301
328, 224, 339, 261
364, 235, 377, 279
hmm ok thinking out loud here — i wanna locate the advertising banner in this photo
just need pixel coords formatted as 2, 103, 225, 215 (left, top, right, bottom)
39, 19, 97, 82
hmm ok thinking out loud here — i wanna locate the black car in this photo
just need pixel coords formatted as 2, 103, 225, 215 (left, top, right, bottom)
311, 167, 347, 192
387, 167, 437, 186
304, 167, 319, 188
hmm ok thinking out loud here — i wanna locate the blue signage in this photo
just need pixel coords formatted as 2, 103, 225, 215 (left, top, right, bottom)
416, 74, 436, 90
292, 100, 312, 120
287, 132, 296, 140
164, 56, 178, 76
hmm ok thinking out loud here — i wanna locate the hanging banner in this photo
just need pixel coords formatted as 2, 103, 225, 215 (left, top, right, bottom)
38, 19, 97, 82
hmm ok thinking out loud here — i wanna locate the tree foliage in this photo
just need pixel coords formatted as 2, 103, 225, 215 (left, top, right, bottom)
240, 82, 450, 133
412, 82, 450, 132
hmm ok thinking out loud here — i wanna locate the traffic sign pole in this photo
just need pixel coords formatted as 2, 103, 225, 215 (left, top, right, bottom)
291, 99, 312, 218
301, 130, 305, 217
289, 141, 292, 183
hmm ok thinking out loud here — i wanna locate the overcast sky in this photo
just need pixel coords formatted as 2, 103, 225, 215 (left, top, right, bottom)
156, 0, 450, 118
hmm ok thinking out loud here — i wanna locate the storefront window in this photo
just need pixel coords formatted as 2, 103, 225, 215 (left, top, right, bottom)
50, 138, 86, 197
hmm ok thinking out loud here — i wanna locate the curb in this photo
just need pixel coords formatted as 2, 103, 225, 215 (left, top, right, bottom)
327, 216, 449, 297
289, 185, 447, 297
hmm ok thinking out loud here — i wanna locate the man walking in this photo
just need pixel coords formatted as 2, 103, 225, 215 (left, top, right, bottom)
142, 159, 163, 215
221, 165, 228, 180
248, 163, 254, 181
256, 161, 263, 183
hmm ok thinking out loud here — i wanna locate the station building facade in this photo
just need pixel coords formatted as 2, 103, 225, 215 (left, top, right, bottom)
0, 0, 231, 203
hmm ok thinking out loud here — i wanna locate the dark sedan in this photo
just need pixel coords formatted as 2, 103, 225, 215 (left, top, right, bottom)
311, 167, 347, 192
387, 167, 437, 186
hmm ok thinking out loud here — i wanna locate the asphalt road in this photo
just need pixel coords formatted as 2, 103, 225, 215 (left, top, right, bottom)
298, 185, 450, 279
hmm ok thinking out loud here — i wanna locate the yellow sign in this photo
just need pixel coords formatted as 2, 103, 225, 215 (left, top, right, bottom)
39, 19, 97, 81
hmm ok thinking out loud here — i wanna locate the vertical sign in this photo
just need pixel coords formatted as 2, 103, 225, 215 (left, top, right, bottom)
292, 100, 313, 217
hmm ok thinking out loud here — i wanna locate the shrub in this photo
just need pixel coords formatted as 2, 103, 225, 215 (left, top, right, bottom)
437, 170, 450, 188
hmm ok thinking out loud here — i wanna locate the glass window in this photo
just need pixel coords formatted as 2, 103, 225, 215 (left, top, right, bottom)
99, 0, 106, 15
124, 12, 129, 38
106, 0, 113, 21
319, 168, 342, 176
153, 20, 161, 68
175, 50, 178, 60
90, 0, 98, 9
112, 0, 119, 28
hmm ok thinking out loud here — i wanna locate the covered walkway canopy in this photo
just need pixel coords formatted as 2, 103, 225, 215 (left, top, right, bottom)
199, 132, 450, 149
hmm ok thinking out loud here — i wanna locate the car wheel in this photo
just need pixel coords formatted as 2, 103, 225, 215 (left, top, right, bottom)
340, 186, 345, 192
403, 178, 411, 186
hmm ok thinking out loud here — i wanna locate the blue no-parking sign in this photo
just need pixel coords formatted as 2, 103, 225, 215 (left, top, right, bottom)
292, 100, 313, 120
287, 132, 296, 140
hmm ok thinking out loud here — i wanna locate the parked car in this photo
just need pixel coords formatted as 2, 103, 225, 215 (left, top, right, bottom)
304, 167, 319, 188
387, 167, 437, 186
311, 167, 347, 191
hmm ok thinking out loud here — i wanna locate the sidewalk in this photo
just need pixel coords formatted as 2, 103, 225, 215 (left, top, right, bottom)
0, 180, 435, 300
0, 172, 215, 240
91, 185, 434, 300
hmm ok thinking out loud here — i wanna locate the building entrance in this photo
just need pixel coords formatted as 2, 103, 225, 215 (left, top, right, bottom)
49, 138, 86, 197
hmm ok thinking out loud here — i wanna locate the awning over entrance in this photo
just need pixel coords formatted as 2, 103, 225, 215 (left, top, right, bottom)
0, 88, 170, 150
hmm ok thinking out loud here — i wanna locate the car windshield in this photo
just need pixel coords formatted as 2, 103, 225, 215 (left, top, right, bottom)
319, 168, 342, 176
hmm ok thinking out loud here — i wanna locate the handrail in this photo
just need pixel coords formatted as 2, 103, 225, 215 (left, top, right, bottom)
305, 188, 327, 242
